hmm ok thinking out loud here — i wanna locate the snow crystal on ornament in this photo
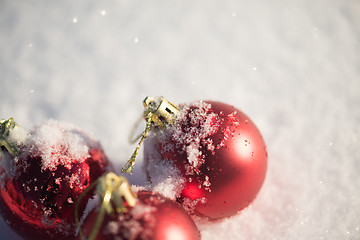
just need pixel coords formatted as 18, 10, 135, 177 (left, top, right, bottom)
131, 203, 156, 221
28, 120, 92, 171
154, 101, 221, 174
144, 134, 185, 200
144, 101, 223, 199
126, 200, 157, 239
65, 172, 85, 189
170, 101, 221, 173
181, 197, 207, 218
105, 221, 120, 235
8, 125, 30, 147
102, 201, 156, 240
41, 212, 73, 235
131, 185, 146, 192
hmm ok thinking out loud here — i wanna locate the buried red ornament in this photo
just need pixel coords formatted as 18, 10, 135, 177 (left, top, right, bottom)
77, 173, 200, 240
0, 118, 112, 240
122, 97, 267, 220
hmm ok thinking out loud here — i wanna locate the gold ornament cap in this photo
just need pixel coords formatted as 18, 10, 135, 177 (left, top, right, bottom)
122, 96, 179, 174
143, 96, 179, 129
0, 118, 29, 156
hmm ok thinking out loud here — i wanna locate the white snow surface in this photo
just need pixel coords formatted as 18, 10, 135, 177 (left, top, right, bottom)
0, 0, 359, 239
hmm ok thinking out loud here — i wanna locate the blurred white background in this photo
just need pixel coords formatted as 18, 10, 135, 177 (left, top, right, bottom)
1, 0, 359, 239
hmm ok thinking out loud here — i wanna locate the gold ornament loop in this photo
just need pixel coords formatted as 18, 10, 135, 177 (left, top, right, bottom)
96, 172, 137, 214
121, 111, 153, 174
75, 172, 137, 240
128, 114, 146, 144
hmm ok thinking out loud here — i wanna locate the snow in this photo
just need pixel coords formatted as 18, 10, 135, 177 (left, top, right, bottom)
1, 0, 360, 239
8, 125, 30, 147
143, 134, 186, 199
89, 193, 157, 240
29, 120, 91, 171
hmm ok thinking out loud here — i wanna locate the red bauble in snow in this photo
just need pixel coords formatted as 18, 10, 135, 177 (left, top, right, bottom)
0, 118, 112, 240
78, 173, 200, 240
125, 97, 267, 220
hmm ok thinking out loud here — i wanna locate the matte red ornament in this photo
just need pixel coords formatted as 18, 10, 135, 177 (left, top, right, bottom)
79, 173, 201, 240
142, 98, 267, 220
0, 118, 112, 240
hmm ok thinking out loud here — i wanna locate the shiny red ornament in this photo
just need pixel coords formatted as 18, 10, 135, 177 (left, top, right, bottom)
79, 173, 200, 240
0, 118, 112, 240
143, 99, 267, 220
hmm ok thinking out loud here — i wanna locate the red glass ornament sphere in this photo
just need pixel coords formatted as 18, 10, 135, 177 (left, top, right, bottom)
0, 120, 112, 240
144, 100, 267, 220
80, 190, 201, 240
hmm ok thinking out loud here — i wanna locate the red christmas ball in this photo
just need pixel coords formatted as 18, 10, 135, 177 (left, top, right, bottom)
0, 119, 112, 240
79, 175, 200, 240
143, 100, 267, 220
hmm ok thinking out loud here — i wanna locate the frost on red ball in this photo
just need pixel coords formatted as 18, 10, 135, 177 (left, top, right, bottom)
144, 100, 268, 220
0, 120, 112, 240
80, 190, 201, 240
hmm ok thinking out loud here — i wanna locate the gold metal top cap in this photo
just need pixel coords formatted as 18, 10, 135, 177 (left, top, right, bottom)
143, 96, 179, 129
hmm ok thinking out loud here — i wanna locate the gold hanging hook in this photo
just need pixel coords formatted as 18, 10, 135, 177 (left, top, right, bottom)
75, 173, 137, 240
